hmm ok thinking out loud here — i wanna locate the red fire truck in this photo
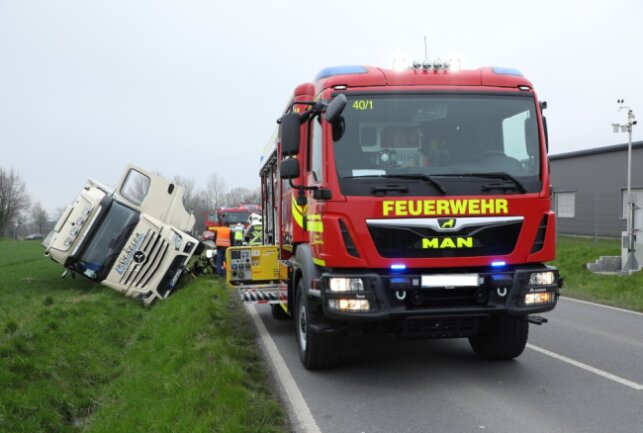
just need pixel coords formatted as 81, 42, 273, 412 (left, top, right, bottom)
228, 62, 563, 369
205, 204, 260, 232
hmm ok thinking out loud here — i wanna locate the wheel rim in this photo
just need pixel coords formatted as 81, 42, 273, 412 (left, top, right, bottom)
298, 298, 307, 352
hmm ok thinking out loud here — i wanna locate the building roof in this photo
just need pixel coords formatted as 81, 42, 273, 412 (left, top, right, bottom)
549, 141, 643, 160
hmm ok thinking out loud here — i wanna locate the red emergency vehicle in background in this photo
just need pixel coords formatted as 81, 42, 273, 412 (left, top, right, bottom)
229, 62, 563, 369
204, 204, 260, 232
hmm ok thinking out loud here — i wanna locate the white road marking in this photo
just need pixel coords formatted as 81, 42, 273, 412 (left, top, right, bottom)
527, 343, 643, 391
561, 296, 643, 317
245, 295, 643, 431
245, 304, 322, 433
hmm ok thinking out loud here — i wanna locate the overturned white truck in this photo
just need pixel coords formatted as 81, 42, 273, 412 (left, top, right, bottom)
43, 165, 201, 305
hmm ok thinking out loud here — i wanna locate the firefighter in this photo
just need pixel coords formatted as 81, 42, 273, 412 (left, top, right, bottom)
213, 223, 231, 276
245, 216, 263, 246
248, 212, 261, 224
232, 223, 244, 246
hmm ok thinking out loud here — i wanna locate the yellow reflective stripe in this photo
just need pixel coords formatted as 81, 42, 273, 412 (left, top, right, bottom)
306, 214, 324, 233
312, 257, 326, 266
291, 195, 306, 228
307, 221, 324, 232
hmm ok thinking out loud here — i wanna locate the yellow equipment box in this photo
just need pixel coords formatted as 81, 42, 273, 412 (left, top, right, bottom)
226, 245, 279, 287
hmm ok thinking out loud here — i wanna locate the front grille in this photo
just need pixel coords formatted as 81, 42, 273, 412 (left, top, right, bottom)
400, 316, 480, 338
368, 220, 522, 258
390, 287, 480, 308
120, 228, 170, 289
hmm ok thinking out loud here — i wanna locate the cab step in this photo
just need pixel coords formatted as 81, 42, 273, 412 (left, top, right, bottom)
527, 315, 549, 325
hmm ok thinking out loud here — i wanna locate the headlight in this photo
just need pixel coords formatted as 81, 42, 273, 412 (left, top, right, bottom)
328, 298, 370, 312
329, 277, 364, 292
524, 291, 555, 305
529, 271, 555, 286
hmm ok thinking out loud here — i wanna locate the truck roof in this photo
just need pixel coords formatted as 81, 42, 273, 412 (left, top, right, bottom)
306, 64, 534, 96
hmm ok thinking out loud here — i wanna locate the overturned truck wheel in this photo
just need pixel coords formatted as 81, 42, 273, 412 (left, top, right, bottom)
295, 283, 343, 369
469, 314, 528, 360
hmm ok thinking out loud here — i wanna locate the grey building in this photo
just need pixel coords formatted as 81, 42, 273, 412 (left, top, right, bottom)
549, 141, 643, 237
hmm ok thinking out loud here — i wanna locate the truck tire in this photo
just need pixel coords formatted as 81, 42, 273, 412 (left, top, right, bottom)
295, 283, 342, 369
468, 315, 528, 360
271, 304, 291, 321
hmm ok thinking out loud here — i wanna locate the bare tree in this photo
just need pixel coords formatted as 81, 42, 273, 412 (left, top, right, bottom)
0, 168, 30, 237
206, 173, 227, 210
12, 214, 25, 240
190, 191, 211, 234
52, 207, 66, 223
243, 187, 261, 205
172, 175, 196, 211
31, 202, 48, 234
223, 187, 261, 207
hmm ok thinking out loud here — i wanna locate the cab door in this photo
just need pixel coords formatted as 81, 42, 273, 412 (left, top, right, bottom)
113, 164, 195, 231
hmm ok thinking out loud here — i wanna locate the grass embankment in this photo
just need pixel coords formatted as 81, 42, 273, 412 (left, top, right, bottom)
0, 240, 287, 433
553, 236, 643, 312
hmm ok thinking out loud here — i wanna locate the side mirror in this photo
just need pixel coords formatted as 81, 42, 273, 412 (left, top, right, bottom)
539, 101, 549, 153
280, 158, 300, 180
325, 94, 347, 125
542, 116, 549, 153
280, 112, 301, 157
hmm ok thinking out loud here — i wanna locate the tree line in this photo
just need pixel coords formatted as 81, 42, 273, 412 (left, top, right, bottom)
0, 168, 259, 239
173, 173, 260, 234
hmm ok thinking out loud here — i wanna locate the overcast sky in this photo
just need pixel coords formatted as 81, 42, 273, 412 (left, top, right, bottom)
1, 0, 642, 215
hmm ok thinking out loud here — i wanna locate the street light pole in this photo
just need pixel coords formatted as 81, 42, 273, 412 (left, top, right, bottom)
613, 99, 639, 272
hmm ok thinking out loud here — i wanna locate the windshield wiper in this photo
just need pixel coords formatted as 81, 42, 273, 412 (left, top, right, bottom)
345, 174, 447, 195
436, 172, 526, 194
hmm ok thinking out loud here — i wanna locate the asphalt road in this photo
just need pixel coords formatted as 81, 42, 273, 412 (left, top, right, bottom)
248, 298, 643, 433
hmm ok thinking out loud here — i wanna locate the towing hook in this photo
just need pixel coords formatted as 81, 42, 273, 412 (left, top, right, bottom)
395, 290, 407, 301
496, 287, 508, 297
409, 290, 423, 305
474, 288, 489, 304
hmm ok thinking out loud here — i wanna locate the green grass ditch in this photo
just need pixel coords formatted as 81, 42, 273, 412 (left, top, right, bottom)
0, 240, 287, 433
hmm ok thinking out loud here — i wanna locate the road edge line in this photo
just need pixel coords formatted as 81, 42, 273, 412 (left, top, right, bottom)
561, 296, 643, 317
527, 343, 643, 391
245, 304, 323, 433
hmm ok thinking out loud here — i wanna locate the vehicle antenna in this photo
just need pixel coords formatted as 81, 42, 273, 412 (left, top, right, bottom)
424, 36, 429, 62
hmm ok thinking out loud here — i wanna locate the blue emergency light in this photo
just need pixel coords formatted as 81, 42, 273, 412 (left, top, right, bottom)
491, 67, 522, 76
315, 65, 368, 81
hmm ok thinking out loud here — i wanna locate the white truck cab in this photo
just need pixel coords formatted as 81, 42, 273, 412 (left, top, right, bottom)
43, 165, 201, 305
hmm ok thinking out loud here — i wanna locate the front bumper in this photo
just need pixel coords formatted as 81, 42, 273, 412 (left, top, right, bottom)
318, 264, 562, 322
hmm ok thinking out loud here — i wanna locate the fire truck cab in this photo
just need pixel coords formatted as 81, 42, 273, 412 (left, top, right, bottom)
230, 63, 563, 369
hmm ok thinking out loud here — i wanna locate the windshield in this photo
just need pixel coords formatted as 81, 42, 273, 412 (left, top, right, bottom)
70, 201, 139, 281
334, 93, 542, 195
222, 211, 250, 225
